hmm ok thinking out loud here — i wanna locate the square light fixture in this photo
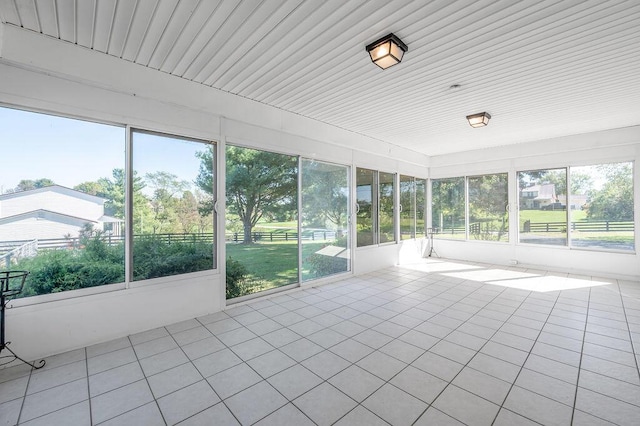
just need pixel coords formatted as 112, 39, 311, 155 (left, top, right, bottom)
366, 33, 408, 69
466, 112, 491, 127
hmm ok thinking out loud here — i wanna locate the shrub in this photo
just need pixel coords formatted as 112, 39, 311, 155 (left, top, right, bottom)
225, 257, 250, 299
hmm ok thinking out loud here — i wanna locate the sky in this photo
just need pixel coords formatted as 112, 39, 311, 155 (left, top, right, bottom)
0, 107, 209, 194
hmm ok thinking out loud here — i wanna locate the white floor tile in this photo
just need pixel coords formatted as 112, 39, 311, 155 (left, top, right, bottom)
452, 367, 511, 405
390, 365, 448, 404
225, 381, 287, 425
411, 351, 464, 382
356, 350, 407, 381
333, 405, 389, 426
246, 349, 297, 379
267, 364, 322, 400
433, 385, 500, 426
192, 348, 242, 378
293, 382, 356, 426
328, 364, 385, 402
206, 363, 262, 400
0, 375, 28, 405
19, 400, 90, 426
157, 380, 220, 425
363, 383, 428, 425
503, 386, 573, 426
27, 359, 87, 395
177, 402, 240, 426
254, 403, 315, 426
100, 401, 164, 426
147, 362, 203, 399
300, 350, 350, 380
89, 362, 144, 398
90, 379, 153, 424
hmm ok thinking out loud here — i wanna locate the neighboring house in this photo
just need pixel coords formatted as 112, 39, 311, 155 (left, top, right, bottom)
0, 185, 122, 241
519, 183, 558, 209
520, 184, 589, 211
557, 194, 590, 210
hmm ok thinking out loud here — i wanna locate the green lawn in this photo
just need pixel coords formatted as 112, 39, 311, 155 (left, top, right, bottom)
226, 240, 346, 296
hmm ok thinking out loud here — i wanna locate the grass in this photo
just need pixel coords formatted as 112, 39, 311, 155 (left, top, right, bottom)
226, 240, 346, 294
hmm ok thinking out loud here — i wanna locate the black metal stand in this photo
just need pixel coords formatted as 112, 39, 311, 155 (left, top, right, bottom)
426, 228, 439, 258
0, 271, 45, 369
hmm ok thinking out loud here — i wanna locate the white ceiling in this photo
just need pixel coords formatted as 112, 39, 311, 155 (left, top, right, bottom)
1, 0, 639, 156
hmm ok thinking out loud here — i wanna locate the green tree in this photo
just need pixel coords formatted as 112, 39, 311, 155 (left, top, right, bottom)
302, 162, 348, 230
176, 190, 202, 233
432, 178, 465, 232
145, 171, 189, 234
197, 146, 297, 243
586, 163, 634, 221
74, 181, 105, 196
468, 174, 509, 241
12, 178, 55, 192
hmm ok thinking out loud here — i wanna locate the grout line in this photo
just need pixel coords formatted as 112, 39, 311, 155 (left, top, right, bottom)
569, 287, 591, 426
615, 280, 640, 384
128, 333, 169, 426
15, 364, 33, 425
85, 347, 93, 425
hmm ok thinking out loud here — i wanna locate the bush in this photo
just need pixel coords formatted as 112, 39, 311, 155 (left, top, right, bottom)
225, 257, 250, 299
132, 236, 213, 280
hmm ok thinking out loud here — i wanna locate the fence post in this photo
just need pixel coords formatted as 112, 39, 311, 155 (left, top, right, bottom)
270, 232, 273, 242
285, 233, 288, 241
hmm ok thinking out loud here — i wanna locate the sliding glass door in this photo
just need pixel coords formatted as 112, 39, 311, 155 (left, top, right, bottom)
301, 160, 350, 281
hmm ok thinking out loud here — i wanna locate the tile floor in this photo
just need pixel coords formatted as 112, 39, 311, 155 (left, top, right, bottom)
2, 258, 640, 425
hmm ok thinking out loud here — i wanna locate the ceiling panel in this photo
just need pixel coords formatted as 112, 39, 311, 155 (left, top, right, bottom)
1, 0, 639, 156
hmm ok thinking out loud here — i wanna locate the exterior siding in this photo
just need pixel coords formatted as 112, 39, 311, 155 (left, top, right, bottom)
0, 216, 89, 240
0, 190, 103, 220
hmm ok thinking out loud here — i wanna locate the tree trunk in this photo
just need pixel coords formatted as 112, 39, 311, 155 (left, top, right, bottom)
242, 220, 253, 244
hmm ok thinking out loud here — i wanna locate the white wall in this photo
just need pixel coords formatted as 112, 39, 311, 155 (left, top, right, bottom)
0, 216, 85, 241
0, 25, 426, 362
429, 128, 640, 280
0, 190, 103, 220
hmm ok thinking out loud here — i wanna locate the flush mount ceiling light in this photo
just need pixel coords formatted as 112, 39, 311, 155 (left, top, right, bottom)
366, 33, 408, 69
466, 112, 491, 128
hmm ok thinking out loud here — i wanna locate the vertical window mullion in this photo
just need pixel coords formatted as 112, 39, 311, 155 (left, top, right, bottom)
125, 125, 133, 287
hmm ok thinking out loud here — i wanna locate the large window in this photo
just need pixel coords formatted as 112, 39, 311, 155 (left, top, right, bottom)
570, 162, 634, 251
518, 168, 567, 246
356, 168, 376, 247
400, 175, 426, 239
468, 173, 509, 242
356, 168, 397, 246
0, 107, 125, 298
431, 177, 465, 239
379, 172, 396, 243
301, 160, 350, 281
131, 131, 216, 281
225, 146, 298, 299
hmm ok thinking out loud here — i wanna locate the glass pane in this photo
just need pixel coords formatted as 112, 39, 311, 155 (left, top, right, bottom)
431, 178, 465, 239
518, 168, 567, 246
301, 160, 350, 281
468, 173, 509, 242
356, 168, 376, 247
379, 172, 396, 243
570, 162, 634, 251
415, 179, 426, 238
400, 175, 415, 240
132, 131, 215, 281
0, 107, 125, 299
225, 146, 298, 299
